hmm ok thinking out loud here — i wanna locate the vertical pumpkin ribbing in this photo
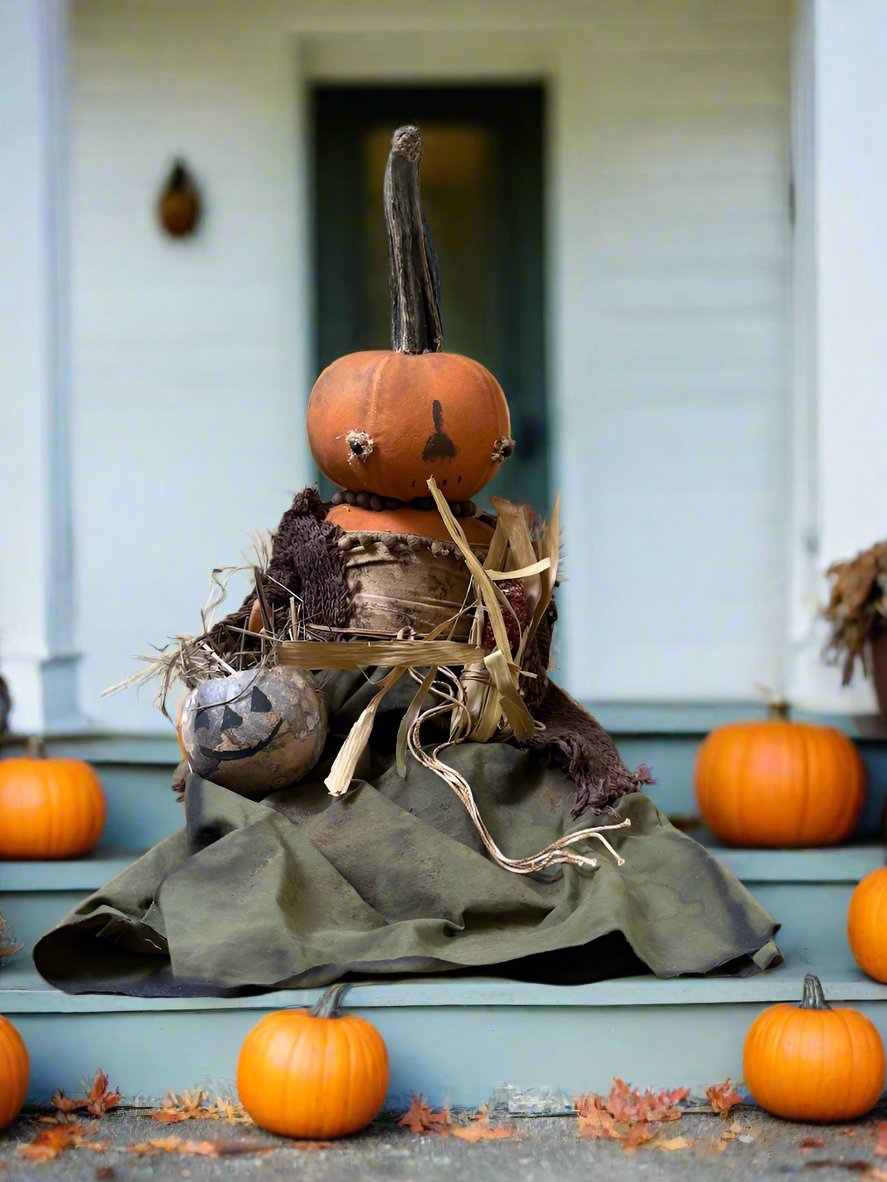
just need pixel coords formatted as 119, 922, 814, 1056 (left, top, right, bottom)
744, 977, 885, 1122
237, 1002, 389, 1139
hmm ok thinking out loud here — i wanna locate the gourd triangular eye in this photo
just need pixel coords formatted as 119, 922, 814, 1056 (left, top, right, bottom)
194, 710, 211, 731
220, 705, 242, 730
250, 687, 272, 713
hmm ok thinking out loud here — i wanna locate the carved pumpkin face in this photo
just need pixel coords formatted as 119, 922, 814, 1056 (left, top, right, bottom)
178, 666, 327, 798
306, 351, 512, 502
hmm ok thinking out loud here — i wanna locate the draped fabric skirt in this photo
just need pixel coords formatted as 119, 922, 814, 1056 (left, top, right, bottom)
34, 670, 780, 997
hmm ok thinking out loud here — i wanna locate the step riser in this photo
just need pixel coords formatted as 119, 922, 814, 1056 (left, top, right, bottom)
1, 892, 86, 953
12, 999, 887, 1109
3, 734, 886, 849
0, 881, 861, 960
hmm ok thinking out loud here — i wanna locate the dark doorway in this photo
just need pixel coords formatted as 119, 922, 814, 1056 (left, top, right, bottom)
312, 85, 548, 511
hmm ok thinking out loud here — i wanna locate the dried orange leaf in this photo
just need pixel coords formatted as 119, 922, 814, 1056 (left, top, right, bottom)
85, 1070, 121, 1118
51, 1090, 84, 1115
126, 1138, 181, 1155
452, 1113, 513, 1142
656, 1135, 694, 1151
620, 1123, 659, 1152
799, 1136, 826, 1151
16, 1123, 87, 1162
178, 1139, 271, 1158
607, 1078, 688, 1123
705, 1079, 742, 1118
574, 1095, 619, 1140
398, 1094, 452, 1135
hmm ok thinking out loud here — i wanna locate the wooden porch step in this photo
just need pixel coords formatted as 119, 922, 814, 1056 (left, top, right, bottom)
2, 842, 882, 956
4, 946, 887, 1108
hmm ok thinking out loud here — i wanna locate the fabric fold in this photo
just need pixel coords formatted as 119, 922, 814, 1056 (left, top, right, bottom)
35, 671, 780, 997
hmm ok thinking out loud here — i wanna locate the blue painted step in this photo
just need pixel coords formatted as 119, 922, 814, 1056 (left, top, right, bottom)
2, 842, 882, 958
3, 709, 886, 849
4, 946, 887, 1108
0, 848, 139, 952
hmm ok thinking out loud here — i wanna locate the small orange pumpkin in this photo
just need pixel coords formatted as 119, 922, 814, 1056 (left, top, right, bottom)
848, 867, 887, 982
695, 704, 865, 848
237, 983, 389, 1139
0, 746, 106, 860
743, 974, 885, 1122
0, 1015, 29, 1129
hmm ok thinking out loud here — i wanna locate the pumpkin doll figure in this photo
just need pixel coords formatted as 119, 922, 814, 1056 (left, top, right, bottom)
35, 127, 780, 997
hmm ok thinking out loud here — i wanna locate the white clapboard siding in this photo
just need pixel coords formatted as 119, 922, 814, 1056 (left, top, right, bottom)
554, 10, 790, 702
70, 0, 790, 729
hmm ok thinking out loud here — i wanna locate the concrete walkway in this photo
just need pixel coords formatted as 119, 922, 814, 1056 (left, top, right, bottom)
1, 1106, 886, 1181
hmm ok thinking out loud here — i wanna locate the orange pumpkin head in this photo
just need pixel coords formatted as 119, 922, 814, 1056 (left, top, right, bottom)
0, 1015, 29, 1129
743, 974, 885, 1122
848, 867, 887, 982
308, 125, 513, 512
307, 351, 511, 503
237, 983, 389, 1139
694, 705, 865, 848
0, 748, 106, 860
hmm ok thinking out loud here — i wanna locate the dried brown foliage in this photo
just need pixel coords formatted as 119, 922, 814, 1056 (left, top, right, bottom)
574, 1079, 690, 1153
51, 1070, 121, 1118
822, 539, 887, 683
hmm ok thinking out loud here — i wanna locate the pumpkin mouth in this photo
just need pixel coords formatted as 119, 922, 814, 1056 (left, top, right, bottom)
200, 718, 283, 763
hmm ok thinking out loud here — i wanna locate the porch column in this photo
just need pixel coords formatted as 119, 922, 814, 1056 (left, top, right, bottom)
787, 0, 887, 714
0, 0, 82, 732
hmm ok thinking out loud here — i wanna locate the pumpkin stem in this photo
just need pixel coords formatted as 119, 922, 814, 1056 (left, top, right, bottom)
25, 735, 46, 759
384, 125, 443, 355
310, 981, 351, 1019
800, 973, 831, 1011
767, 699, 791, 722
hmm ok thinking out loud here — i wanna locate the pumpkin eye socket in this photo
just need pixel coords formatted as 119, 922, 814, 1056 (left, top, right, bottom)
220, 705, 243, 731
493, 436, 516, 462
346, 430, 375, 462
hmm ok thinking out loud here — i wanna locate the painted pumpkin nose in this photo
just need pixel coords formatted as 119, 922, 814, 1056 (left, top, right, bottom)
423, 400, 456, 461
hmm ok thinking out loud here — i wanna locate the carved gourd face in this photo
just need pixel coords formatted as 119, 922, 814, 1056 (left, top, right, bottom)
307, 351, 512, 502
178, 666, 327, 798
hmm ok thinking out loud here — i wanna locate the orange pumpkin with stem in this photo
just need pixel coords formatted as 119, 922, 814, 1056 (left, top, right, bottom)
694, 702, 865, 848
848, 867, 887, 982
307, 125, 513, 525
237, 982, 389, 1139
743, 974, 885, 1122
0, 1015, 29, 1128
0, 741, 106, 860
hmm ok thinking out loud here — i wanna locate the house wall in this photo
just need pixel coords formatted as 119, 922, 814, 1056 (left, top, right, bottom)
67, 0, 795, 732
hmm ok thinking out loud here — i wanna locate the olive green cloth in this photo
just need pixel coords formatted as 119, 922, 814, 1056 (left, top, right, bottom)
34, 671, 779, 996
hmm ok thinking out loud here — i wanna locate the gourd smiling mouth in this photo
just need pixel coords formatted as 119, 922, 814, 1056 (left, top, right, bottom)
200, 719, 283, 763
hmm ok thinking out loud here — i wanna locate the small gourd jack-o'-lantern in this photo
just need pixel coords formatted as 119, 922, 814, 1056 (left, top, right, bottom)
178, 665, 327, 798
307, 126, 513, 543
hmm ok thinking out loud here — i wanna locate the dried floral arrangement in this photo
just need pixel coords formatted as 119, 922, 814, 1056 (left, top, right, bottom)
822, 539, 887, 684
